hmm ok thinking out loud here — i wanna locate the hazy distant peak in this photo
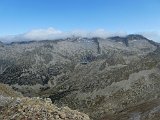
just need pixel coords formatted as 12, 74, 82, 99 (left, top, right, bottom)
108, 34, 147, 41
126, 34, 148, 40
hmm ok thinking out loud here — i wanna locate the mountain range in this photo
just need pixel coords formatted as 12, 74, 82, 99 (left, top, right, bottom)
0, 34, 160, 120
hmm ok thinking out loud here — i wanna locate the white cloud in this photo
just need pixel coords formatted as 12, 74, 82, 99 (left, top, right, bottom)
0, 28, 64, 43
0, 27, 159, 43
23, 27, 63, 40
0, 28, 118, 43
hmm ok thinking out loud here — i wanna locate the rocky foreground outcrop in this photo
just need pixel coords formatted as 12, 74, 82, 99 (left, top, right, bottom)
0, 97, 90, 120
0, 84, 90, 120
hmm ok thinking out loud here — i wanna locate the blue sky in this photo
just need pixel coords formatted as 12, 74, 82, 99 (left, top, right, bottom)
0, 0, 160, 41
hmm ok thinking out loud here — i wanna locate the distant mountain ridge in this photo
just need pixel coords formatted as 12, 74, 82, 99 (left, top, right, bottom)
0, 34, 157, 44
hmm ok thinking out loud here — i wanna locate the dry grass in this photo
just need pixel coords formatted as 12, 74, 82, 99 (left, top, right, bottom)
0, 83, 22, 97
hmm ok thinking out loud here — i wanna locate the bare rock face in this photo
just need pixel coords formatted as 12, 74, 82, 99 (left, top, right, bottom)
0, 84, 90, 120
0, 96, 90, 120
1, 35, 160, 119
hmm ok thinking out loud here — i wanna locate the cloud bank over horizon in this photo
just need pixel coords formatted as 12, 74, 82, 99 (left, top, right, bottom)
0, 27, 159, 43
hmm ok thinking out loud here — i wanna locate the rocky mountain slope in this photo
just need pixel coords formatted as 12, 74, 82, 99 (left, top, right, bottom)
0, 84, 90, 120
0, 34, 160, 119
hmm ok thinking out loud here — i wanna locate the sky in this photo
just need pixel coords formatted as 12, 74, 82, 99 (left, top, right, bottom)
0, 0, 160, 42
